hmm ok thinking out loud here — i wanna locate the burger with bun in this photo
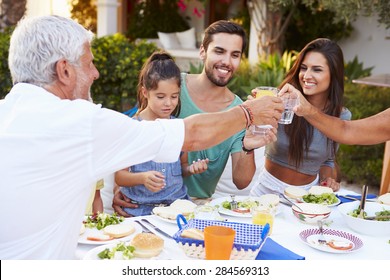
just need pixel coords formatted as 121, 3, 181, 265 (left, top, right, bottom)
130, 233, 164, 258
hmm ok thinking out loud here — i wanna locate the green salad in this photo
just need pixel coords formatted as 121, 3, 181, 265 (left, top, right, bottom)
348, 208, 390, 221
98, 242, 135, 260
302, 193, 338, 205
84, 212, 124, 230
221, 199, 259, 210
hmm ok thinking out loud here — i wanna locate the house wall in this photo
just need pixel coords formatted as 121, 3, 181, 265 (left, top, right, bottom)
338, 15, 390, 75
26, 0, 70, 17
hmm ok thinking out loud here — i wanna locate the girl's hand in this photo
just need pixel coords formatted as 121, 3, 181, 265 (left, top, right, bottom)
188, 158, 209, 175
142, 171, 165, 192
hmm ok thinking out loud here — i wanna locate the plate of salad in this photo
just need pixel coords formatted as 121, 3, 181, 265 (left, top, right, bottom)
83, 241, 172, 260
209, 196, 271, 218
78, 213, 141, 245
299, 193, 341, 207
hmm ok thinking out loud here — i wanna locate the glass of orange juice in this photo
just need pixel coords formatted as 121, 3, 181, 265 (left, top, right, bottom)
251, 86, 279, 135
251, 206, 275, 235
254, 86, 279, 98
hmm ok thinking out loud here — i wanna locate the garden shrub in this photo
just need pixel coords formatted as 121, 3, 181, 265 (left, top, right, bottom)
91, 34, 158, 111
0, 27, 13, 99
338, 83, 390, 187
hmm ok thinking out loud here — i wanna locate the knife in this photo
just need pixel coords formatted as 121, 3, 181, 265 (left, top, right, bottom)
141, 219, 173, 239
134, 220, 153, 233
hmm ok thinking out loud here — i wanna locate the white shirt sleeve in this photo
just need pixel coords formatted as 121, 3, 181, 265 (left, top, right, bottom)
90, 107, 185, 178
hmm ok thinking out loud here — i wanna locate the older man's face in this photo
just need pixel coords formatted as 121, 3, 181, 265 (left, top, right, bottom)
71, 43, 99, 101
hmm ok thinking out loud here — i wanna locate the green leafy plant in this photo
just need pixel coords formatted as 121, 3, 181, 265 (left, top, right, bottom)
0, 26, 13, 99
338, 83, 390, 187
228, 50, 297, 99
344, 56, 374, 81
91, 34, 158, 111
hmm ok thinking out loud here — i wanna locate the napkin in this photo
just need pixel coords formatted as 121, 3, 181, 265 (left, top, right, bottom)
256, 238, 305, 260
337, 193, 377, 204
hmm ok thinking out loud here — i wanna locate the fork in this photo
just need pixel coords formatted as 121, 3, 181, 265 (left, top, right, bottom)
317, 220, 327, 245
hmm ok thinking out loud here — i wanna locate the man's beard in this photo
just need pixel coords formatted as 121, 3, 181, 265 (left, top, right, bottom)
204, 64, 232, 87
72, 69, 92, 101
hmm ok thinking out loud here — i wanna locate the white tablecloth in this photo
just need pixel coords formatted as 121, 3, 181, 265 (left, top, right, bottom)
75, 189, 390, 260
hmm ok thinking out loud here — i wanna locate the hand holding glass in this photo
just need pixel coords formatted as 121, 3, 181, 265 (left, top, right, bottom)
252, 86, 299, 128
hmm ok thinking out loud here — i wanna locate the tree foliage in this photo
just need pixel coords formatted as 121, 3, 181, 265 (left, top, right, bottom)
0, 0, 26, 31
70, 0, 97, 33
127, 0, 190, 40
248, 0, 390, 56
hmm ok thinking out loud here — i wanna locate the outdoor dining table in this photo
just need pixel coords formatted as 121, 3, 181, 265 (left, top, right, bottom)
75, 189, 390, 260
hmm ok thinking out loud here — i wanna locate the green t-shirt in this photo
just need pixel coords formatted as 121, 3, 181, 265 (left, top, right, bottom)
178, 73, 245, 198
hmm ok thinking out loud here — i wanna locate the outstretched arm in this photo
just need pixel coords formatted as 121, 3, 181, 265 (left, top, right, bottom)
279, 83, 390, 145
298, 106, 390, 145
182, 95, 283, 151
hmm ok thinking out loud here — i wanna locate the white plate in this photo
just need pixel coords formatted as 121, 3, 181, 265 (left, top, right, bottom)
299, 228, 363, 254
78, 219, 142, 245
209, 196, 279, 218
83, 241, 172, 260
151, 211, 179, 224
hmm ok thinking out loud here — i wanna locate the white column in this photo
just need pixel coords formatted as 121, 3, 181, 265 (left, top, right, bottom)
96, 0, 120, 37
248, 19, 259, 65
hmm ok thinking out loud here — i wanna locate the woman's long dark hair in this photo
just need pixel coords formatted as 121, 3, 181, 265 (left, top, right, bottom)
136, 51, 181, 116
280, 38, 345, 168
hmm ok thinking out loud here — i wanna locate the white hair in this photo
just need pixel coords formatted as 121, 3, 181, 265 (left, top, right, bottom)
8, 15, 94, 86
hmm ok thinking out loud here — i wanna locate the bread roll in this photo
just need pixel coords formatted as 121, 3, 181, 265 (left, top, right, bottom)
153, 199, 197, 220
284, 186, 308, 199
258, 194, 280, 207
103, 223, 136, 238
180, 228, 204, 240
378, 193, 390, 205
169, 199, 197, 215
130, 233, 164, 258
308, 186, 333, 195
152, 206, 180, 220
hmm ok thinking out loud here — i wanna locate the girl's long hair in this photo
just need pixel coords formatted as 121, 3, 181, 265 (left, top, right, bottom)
280, 38, 345, 168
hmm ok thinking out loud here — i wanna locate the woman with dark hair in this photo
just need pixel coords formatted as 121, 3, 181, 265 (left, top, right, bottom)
250, 38, 351, 197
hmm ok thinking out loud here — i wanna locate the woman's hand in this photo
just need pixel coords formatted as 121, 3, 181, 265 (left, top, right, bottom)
320, 177, 341, 192
278, 83, 315, 117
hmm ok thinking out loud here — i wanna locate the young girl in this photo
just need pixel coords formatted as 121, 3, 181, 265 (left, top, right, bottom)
250, 38, 351, 196
115, 51, 209, 216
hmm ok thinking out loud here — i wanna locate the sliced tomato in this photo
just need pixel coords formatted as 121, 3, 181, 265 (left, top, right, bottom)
87, 235, 114, 242
232, 208, 250, 213
327, 241, 353, 250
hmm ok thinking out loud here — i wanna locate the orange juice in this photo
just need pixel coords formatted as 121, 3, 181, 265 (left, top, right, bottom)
255, 86, 279, 98
252, 208, 274, 235
256, 89, 275, 98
